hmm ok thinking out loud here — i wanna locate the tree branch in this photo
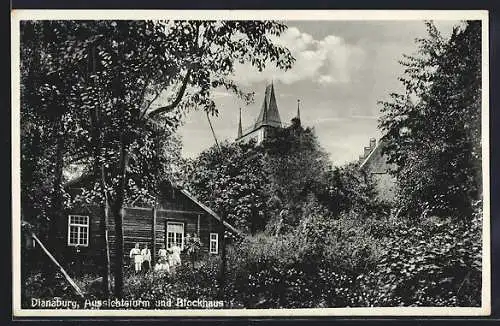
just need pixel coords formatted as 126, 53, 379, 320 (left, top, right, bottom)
137, 73, 152, 110
139, 74, 172, 118
142, 68, 193, 120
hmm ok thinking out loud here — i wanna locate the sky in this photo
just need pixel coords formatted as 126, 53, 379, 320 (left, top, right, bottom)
173, 20, 460, 166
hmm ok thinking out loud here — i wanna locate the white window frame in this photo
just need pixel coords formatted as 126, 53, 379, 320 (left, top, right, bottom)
67, 215, 89, 247
166, 222, 185, 250
209, 233, 218, 254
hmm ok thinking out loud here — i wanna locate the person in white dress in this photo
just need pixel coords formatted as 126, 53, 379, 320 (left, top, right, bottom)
170, 243, 182, 268
129, 243, 142, 274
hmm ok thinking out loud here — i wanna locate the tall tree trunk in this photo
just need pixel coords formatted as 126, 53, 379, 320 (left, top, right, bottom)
110, 35, 129, 298
49, 120, 65, 255
97, 142, 112, 297
99, 182, 112, 297
22, 127, 40, 227
22, 20, 42, 232
112, 132, 128, 298
43, 119, 65, 286
88, 43, 112, 298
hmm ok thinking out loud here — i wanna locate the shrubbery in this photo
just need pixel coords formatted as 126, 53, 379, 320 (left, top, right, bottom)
357, 201, 482, 307
221, 204, 386, 308
122, 259, 224, 308
22, 270, 101, 308
211, 198, 482, 308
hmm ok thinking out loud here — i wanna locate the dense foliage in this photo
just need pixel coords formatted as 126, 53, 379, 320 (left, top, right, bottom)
379, 21, 482, 221
260, 122, 331, 228
316, 162, 389, 219
358, 201, 482, 307
21, 20, 295, 297
184, 140, 269, 233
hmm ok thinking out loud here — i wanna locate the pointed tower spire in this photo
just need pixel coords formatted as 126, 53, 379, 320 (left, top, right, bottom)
255, 81, 282, 128
297, 99, 301, 120
237, 107, 243, 139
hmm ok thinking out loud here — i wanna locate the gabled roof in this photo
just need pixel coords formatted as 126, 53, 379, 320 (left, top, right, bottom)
254, 82, 282, 129
359, 141, 381, 170
179, 189, 242, 236
359, 138, 396, 174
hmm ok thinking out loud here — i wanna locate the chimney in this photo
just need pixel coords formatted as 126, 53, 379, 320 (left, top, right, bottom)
364, 146, 371, 157
369, 138, 376, 150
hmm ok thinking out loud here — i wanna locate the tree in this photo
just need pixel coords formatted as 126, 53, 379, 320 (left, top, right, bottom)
20, 21, 90, 252
378, 21, 482, 221
21, 20, 295, 297
262, 122, 331, 229
316, 162, 386, 219
186, 140, 270, 234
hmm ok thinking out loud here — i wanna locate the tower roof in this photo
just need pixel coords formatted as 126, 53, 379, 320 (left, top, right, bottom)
254, 82, 282, 129
237, 107, 243, 138
296, 99, 301, 120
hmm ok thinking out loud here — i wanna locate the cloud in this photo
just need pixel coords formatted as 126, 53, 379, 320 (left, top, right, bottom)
232, 26, 365, 86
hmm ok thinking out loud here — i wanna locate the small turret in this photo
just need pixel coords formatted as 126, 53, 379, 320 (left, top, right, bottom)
291, 99, 301, 127
237, 107, 242, 139
297, 99, 301, 121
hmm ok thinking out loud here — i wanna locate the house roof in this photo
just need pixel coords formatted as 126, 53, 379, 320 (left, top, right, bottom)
359, 138, 397, 174
359, 140, 381, 170
179, 188, 242, 236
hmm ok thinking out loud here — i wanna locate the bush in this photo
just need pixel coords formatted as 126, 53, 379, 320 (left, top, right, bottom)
122, 256, 232, 309
22, 270, 95, 309
225, 210, 385, 308
357, 201, 482, 307
123, 271, 175, 304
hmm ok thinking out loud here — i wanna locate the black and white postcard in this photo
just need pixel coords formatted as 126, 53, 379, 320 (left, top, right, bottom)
11, 10, 490, 317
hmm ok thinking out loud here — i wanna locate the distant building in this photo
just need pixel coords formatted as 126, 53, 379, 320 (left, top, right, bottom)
358, 138, 397, 202
236, 82, 300, 144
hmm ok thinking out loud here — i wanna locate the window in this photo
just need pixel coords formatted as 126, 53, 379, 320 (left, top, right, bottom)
209, 233, 218, 254
67, 215, 89, 247
167, 222, 184, 250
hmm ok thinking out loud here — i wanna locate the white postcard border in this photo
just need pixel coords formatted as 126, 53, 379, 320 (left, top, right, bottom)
11, 9, 491, 318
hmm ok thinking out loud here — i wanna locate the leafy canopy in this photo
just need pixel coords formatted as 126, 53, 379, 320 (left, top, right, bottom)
378, 21, 482, 220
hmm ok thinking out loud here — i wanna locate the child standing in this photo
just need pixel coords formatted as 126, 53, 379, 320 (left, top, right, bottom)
170, 243, 182, 267
155, 244, 169, 273
129, 243, 142, 274
141, 243, 151, 273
